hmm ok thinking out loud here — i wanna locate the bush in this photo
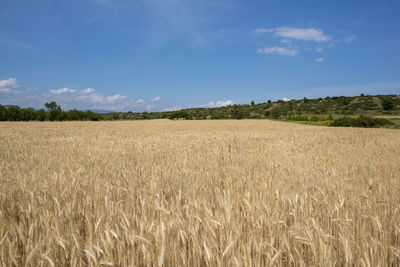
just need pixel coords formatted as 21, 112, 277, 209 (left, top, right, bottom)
270, 109, 281, 119
330, 115, 394, 128
295, 115, 309, 121
383, 100, 394, 110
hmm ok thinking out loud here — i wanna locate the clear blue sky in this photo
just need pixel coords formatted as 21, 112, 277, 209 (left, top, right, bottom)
1, 0, 399, 111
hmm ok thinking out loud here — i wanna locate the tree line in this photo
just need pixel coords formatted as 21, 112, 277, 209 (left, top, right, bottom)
0, 102, 101, 121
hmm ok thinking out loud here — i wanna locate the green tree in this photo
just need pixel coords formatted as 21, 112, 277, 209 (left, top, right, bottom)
37, 109, 48, 121
231, 108, 243, 119
7, 106, 21, 121
0, 105, 6, 121
44, 101, 62, 121
45, 101, 61, 111
251, 100, 255, 105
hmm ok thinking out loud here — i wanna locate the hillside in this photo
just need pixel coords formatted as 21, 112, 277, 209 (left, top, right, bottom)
105, 94, 400, 120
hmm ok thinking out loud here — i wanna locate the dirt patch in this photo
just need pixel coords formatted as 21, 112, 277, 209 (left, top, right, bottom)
266, 103, 279, 111
349, 97, 361, 105
372, 97, 383, 108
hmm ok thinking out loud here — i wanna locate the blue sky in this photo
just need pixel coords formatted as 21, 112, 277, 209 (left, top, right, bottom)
1, 0, 399, 111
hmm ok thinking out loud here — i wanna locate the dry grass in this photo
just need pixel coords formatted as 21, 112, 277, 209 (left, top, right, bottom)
0, 120, 399, 266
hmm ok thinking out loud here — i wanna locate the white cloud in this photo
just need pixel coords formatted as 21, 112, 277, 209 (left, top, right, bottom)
0, 78, 152, 112
254, 27, 332, 57
151, 96, 161, 102
136, 99, 145, 104
315, 57, 324, 62
87, 94, 104, 103
0, 77, 20, 93
105, 94, 126, 103
50, 88, 99, 95
258, 46, 298, 56
257, 27, 331, 42
200, 100, 233, 108
275, 27, 331, 42
48, 88, 126, 106
45, 87, 134, 110
254, 28, 274, 33
49, 88, 77, 94
344, 35, 357, 42
82, 88, 95, 94
283, 97, 291, 102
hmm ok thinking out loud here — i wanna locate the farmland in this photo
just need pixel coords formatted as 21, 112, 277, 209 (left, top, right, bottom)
1, 120, 399, 266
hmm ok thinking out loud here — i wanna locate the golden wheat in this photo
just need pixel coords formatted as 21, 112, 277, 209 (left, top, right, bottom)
0, 120, 399, 266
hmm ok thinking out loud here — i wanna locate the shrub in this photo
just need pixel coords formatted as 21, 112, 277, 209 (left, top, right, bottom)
383, 100, 394, 110
330, 115, 394, 128
270, 109, 281, 119
295, 115, 309, 121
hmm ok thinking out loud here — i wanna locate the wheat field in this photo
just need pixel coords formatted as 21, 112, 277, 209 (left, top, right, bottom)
0, 120, 399, 266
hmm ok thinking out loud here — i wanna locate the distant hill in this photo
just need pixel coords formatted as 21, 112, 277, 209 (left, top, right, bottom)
102, 94, 400, 120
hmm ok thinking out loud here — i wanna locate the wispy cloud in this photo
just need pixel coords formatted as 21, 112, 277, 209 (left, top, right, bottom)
82, 88, 95, 94
256, 27, 331, 42
258, 46, 298, 56
275, 27, 331, 42
151, 96, 161, 102
49, 88, 77, 94
136, 99, 145, 104
254, 28, 274, 33
255, 27, 334, 58
315, 57, 324, 62
280, 39, 291, 44
344, 35, 357, 43
105, 94, 126, 103
200, 100, 233, 108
